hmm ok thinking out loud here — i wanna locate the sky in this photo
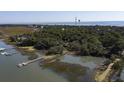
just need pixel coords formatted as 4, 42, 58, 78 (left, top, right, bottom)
0, 11, 124, 24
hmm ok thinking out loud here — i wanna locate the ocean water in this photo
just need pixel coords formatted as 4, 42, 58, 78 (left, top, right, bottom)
38, 21, 124, 26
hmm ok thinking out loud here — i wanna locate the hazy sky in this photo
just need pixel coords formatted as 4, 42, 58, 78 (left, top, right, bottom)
0, 11, 124, 24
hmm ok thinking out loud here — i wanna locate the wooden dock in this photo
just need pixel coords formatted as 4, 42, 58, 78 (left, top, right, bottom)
17, 52, 68, 68
17, 54, 61, 68
17, 56, 43, 67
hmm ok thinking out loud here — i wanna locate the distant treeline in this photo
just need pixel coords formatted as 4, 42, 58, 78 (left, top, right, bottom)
0, 24, 28, 27
0, 24, 44, 27
9, 25, 124, 57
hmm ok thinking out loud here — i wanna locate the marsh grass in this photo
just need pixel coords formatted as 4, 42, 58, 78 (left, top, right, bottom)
0, 26, 33, 36
41, 61, 88, 81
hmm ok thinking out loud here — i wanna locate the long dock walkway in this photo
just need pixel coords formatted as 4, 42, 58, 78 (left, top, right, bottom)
17, 53, 59, 68
17, 52, 43, 67
17, 56, 43, 67
17, 52, 68, 68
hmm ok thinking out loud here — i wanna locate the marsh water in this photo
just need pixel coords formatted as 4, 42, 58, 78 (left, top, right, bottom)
0, 40, 107, 82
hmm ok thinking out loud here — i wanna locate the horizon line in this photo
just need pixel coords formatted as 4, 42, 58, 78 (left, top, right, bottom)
1, 20, 124, 24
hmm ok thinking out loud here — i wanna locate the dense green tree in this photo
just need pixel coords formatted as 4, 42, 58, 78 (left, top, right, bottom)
9, 25, 124, 57
46, 45, 63, 55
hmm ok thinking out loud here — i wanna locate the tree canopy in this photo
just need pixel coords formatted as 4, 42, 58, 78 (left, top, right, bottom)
9, 25, 124, 57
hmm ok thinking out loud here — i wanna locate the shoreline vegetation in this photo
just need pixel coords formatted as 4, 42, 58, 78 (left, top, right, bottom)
0, 25, 124, 81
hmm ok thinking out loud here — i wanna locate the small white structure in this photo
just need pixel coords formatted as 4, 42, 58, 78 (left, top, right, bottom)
22, 63, 27, 66
17, 64, 23, 67
17, 62, 27, 67
62, 28, 65, 31
121, 50, 124, 56
41, 26, 44, 29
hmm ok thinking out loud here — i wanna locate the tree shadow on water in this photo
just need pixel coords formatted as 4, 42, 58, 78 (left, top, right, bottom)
41, 61, 92, 82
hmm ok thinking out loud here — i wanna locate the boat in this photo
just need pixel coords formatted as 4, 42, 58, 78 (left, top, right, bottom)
0, 48, 5, 51
1, 52, 11, 56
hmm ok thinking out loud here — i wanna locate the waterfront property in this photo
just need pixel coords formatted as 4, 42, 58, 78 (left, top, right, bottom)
0, 24, 124, 82
0, 39, 108, 82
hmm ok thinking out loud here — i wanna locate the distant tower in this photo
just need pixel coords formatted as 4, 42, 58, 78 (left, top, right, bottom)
75, 17, 77, 25
78, 19, 81, 25
78, 19, 81, 27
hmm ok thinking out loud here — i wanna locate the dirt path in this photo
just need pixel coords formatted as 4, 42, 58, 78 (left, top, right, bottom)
95, 63, 114, 82
95, 59, 120, 82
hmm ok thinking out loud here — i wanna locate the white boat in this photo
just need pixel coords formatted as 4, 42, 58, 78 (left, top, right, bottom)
0, 48, 5, 51
1, 52, 11, 56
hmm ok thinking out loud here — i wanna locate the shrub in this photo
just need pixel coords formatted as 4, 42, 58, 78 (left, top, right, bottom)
46, 46, 63, 55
